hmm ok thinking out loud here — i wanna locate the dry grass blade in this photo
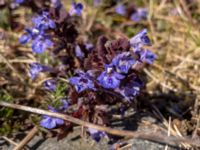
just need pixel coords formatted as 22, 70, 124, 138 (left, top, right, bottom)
2, 136, 18, 146
13, 126, 38, 150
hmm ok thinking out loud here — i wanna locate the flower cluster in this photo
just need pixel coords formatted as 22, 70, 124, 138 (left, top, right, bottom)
26, 1, 85, 80
52, 28, 155, 140
18, 0, 156, 144
19, 1, 83, 54
19, 11, 55, 54
70, 29, 156, 102
23, 1, 87, 131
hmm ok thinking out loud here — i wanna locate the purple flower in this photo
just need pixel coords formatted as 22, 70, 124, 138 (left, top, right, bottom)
130, 8, 148, 22
69, 2, 83, 16
40, 106, 64, 129
115, 4, 126, 16
32, 36, 53, 54
32, 12, 56, 30
27, 27, 42, 36
137, 8, 148, 18
19, 34, 31, 44
85, 43, 93, 52
50, 0, 62, 8
88, 128, 106, 142
40, 116, 64, 129
29, 62, 43, 79
59, 99, 69, 110
130, 13, 141, 22
116, 77, 143, 101
97, 66, 125, 89
40, 103, 68, 129
15, 0, 25, 4
123, 81, 141, 97
69, 71, 96, 93
44, 79, 57, 91
130, 29, 151, 48
75, 45, 85, 59
19, 28, 41, 44
112, 52, 136, 74
53, 99, 69, 111
139, 49, 156, 64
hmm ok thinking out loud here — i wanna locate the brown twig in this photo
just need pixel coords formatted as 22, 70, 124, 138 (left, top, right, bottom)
118, 143, 132, 150
2, 136, 18, 146
0, 102, 200, 148
13, 126, 38, 150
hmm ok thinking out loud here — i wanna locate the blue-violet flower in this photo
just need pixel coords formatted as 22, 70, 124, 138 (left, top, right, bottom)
129, 29, 151, 48
50, 0, 62, 8
88, 128, 106, 142
112, 52, 136, 74
15, 0, 25, 4
69, 71, 96, 93
32, 36, 53, 54
44, 79, 57, 91
75, 45, 85, 59
85, 43, 94, 52
69, 2, 83, 16
115, 4, 126, 16
19, 28, 41, 44
130, 8, 148, 22
139, 49, 157, 64
29, 62, 43, 80
40, 106, 64, 129
116, 77, 143, 101
59, 99, 69, 110
97, 66, 125, 89
32, 11, 56, 30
